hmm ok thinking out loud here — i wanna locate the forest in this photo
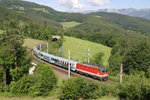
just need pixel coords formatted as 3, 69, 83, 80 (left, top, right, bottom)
0, 0, 150, 99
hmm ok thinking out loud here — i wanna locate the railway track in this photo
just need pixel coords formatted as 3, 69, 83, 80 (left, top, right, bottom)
31, 49, 118, 86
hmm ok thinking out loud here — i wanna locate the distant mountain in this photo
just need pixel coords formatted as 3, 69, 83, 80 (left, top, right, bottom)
88, 12, 150, 34
97, 8, 150, 20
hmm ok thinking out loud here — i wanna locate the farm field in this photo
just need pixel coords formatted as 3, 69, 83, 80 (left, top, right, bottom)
63, 36, 112, 66
23, 38, 46, 49
60, 21, 81, 29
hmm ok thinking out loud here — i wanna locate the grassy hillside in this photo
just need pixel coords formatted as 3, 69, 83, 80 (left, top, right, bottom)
63, 36, 112, 66
60, 21, 81, 29
23, 36, 111, 66
23, 38, 45, 49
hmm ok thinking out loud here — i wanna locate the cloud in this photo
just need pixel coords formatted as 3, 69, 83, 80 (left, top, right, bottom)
88, 0, 110, 6
59, 0, 84, 9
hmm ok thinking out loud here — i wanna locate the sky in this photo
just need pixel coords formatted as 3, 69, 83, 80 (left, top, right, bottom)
24, 0, 150, 12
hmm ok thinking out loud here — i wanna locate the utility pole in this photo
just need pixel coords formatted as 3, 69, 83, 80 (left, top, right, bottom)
88, 48, 90, 63
47, 42, 48, 53
40, 44, 41, 51
62, 42, 63, 57
68, 50, 70, 78
120, 63, 123, 84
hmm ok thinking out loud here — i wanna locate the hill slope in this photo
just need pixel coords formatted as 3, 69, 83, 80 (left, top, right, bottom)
1, 0, 150, 37
0, 0, 89, 28
63, 36, 112, 66
0, 0, 62, 28
88, 12, 150, 34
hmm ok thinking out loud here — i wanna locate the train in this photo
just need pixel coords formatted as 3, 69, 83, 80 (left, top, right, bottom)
33, 43, 109, 81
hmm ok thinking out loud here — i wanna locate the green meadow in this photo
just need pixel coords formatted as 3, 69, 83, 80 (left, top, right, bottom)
60, 21, 81, 29
32, 8, 49, 13
23, 38, 45, 49
63, 36, 112, 66
93, 15, 102, 18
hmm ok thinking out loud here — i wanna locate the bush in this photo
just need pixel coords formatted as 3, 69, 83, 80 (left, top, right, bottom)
59, 77, 99, 100
97, 83, 119, 97
30, 64, 57, 96
145, 67, 150, 78
9, 75, 37, 96
108, 52, 122, 76
118, 74, 150, 100
91, 52, 104, 65
9, 64, 57, 96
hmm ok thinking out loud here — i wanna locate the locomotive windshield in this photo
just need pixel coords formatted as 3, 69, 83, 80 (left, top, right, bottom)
101, 69, 108, 73
106, 69, 108, 72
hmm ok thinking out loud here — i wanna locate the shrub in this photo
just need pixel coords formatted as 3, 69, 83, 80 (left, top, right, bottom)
97, 83, 119, 97
9, 64, 57, 96
9, 75, 37, 96
118, 74, 150, 100
59, 77, 99, 100
91, 52, 104, 65
30, 64, 57, 96
145, 67, 150, 78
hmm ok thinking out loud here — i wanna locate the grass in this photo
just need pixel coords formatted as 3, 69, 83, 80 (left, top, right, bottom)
32, 8, 49, 13
93, 15, 102, 18
63, 36, 112, 66
0, 96, 118, 100
60, 21, 81, 29
98, 96, 119, 100
17, 11, 24, 13
0, 96, 58, 100
23, 38, 46, 49
109, 76, 120, 83
12, 5, 24, 11
0, 30, 4, 34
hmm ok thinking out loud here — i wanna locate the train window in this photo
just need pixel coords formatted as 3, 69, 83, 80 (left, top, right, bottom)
106, 69, 108, 72
101, 70, 105, 73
